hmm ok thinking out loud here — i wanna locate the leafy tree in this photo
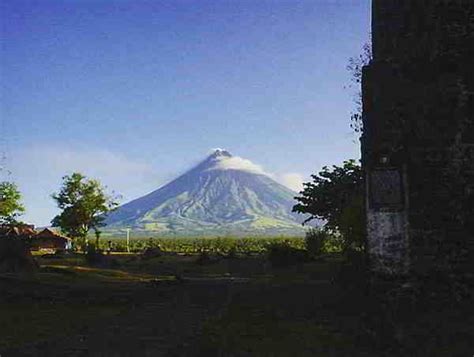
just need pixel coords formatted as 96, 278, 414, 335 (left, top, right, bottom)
292, 160, 365, 250
51, 173, 119, 246
0, 181, 25, 225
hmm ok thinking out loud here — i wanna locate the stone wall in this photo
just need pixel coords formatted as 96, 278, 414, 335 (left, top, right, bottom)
362, 0, 474, 275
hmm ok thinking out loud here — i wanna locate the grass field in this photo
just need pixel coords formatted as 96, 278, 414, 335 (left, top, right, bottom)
1, 237, 473, 356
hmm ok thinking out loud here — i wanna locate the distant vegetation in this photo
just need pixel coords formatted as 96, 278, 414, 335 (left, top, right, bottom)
97, 236, 307, 255
0, 181, 25, 225
92, 231, 345, 259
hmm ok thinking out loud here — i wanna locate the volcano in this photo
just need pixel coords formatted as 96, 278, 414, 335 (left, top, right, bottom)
105, 149, 305, 236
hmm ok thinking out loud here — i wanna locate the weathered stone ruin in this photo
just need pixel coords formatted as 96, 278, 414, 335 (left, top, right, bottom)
362, 0, 474, 275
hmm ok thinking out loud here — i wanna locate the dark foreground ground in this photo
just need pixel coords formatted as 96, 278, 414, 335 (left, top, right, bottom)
1, 252, 473, 356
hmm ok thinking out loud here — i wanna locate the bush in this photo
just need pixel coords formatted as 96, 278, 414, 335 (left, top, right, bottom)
266, 241, 307, 267
142, 246, 162, 259
304, 228, 329, 258
84, 243, 104, 265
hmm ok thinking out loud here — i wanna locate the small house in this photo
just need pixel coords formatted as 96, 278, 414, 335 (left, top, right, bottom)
31, 228, 72, 252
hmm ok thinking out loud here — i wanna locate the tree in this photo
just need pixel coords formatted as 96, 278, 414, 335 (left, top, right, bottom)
292, 160, 365, 250
51, 173, 119, 246
0, 181, 25, 225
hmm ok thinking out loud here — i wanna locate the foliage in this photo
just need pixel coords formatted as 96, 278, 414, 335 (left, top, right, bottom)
51, 173, 119, 241
346, 42, 372, 134
0, 181, 25, 225
71, 237, 88, 252
141, 246, 163, 259
338, 194, 365, 250
99, 236, 305, 255
293, 160, 365, 250
84, 242, 104, 265
321, 232, 346, 253
304, 228, 329, 258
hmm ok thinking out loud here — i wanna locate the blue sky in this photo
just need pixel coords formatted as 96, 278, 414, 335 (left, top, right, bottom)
1, 0, 370, 225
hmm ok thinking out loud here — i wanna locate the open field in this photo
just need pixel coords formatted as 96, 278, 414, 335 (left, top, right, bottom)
1, 239, 473, 356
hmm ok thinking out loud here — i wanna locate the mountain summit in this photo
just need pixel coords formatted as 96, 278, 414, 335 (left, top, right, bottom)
105, 150, 304, 236
209, 148, 232, 158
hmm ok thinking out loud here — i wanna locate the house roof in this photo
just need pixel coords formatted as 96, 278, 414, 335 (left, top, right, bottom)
36, 228, 71, 241
0, 224, 37, 237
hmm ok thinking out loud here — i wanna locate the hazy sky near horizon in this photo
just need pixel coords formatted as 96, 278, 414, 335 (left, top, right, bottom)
1, 0, 370, 226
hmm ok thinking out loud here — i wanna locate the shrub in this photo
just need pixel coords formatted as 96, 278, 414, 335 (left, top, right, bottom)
142, 246, 163, 259
84, 243, 104, 265
266, 241, 307, 267
304, 228, 329, 258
